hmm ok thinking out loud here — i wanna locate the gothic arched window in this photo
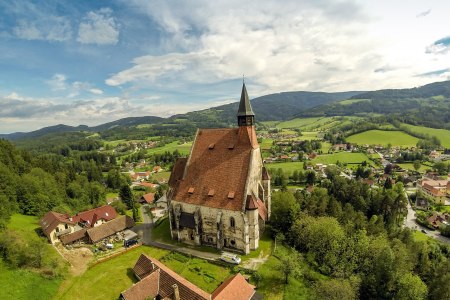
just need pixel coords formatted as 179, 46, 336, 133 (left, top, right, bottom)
230, 217, 235, 228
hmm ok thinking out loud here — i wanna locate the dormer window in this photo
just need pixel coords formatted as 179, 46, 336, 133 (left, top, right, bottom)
188, 187, 195, 194
227, 191, 235, 199
208, 143, 215, 149
208, 189, 215, 197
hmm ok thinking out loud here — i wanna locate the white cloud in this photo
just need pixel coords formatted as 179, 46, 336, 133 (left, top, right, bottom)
107, 0, 450, 94
13, 17, 72, 41
89, 88, 104, 95
77, 8, 119, 45
47, 74, 68, 91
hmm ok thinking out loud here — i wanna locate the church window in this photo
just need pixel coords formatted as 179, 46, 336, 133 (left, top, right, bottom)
230, 240, 236, 246
65, 224, 68, 229
230, 217, 235, 228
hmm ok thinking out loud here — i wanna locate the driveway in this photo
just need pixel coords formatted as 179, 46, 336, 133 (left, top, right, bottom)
132, 205, 221, 261
403, 193, 449, 244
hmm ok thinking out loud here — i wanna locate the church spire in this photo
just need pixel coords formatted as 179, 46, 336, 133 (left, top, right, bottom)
237, 82, 255, 126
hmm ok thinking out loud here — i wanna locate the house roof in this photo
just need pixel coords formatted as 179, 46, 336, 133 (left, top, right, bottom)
139, 182, 159, 189
71, 205, 117, 228
60, 228, 87, 245
141, 193, 155, 204
212, 273, 255, 300
168, 158, 187, 188
87, 215, 135, 243
124, 254, 210, 300
170, 126, 258, 212
40, 211, 74, 236
121, 269, 160, 300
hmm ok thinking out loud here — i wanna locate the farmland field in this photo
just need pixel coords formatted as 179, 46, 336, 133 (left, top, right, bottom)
312, 152, 373, 165
401, 123, 450, 148
347, 130, 419, 147
266, 161, 304, 174
146, 141, 192, 155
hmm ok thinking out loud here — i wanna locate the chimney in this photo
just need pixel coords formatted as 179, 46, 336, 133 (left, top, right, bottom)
172, 284, 180, 300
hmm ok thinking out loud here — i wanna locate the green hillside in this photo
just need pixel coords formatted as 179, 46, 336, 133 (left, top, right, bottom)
347, 130, 419, 147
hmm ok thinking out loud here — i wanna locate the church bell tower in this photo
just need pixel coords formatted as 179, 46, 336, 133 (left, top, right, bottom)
237, 82, 255, 126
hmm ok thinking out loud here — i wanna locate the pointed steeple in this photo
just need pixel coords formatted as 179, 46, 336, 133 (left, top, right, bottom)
237, 82, 255, 126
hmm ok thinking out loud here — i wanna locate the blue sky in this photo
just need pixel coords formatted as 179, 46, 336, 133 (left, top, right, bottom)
1, 0, 450, 133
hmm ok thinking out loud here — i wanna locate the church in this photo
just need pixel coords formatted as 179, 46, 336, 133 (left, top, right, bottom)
167, 83, 271, 254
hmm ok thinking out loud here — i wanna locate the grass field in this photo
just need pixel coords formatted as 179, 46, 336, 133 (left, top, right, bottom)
347, 130, 419, 147
146, 141, 192, 155
0, 215, 65, 300
276, 117, 324, 129
401, 123, 450, 148
151, 171, 171, 182
312, 152, 372, 165
0, 260, 62, 300
266, 162, 304, 174
260, 138, 274, 150
396, 163, 431, 173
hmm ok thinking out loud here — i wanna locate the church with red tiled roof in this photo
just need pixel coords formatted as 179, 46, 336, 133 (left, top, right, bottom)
168, 83, 271, 254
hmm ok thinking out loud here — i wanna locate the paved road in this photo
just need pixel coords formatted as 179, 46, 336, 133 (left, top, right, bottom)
403, 193, 449, 244
132, 205, 220, 261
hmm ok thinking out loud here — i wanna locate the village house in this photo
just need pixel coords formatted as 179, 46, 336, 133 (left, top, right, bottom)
139, 192, 155, 204
167, 83, 271, 254
40, 205, 135, 246
40, 205, 118, 244
120, 254, 260, 300
418, 178, 450, 205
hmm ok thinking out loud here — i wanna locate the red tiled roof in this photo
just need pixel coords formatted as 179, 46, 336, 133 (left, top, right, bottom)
40, 211, 74, 236
256, 199, 268, 221
168, 158, 187, 187
71, 205, 117, 228
141, 193, 155, 204
124, 254, 210, 300
212, 273, 255, 300
121, 269, 160, 300
171, 127, 258, 211
139, 182, 159, 189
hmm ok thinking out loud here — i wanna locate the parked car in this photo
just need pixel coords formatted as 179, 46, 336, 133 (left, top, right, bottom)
124, 239, 138, 248
105, 243, 114, 249
421, 229, 427, 234
220, 252, 241, 265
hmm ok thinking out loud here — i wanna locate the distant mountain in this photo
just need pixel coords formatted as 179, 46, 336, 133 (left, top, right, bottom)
296, 81, 450, 129
0, 90, 359, 141
0, 116, 165, 141
168, 91, 361, 129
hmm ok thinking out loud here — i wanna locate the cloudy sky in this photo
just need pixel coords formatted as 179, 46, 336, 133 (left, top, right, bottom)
1, 0, 449, 133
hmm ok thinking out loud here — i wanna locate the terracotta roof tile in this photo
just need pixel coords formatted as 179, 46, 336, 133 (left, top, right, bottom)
121, 269, 160, 300
212, 273, 255, 300
171, 127, 258, 211
133, 254, 158, 280
141, 193, 155, 204
168, 158, 187, 187
71, 205, 117, 228
40, 211, 74, 236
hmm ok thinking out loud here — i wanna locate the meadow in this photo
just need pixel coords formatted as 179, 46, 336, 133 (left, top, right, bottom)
312, 152, 373, 165
0, 215, 65, 300
346, 130, 419, 147
146, 141, 192, 155
401, 123, 450, 148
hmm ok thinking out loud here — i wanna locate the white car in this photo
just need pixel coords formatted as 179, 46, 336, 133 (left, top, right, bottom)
220, 252, 241, 264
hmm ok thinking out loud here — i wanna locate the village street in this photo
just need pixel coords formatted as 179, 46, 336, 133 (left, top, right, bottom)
403, 193, 450, 244
132, 204, 221, 261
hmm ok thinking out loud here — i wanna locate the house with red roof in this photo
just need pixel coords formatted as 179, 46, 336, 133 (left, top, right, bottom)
40, 205, 118, 244
139, 193, 155, 204
120, 254, 261, 300
167, 84, 271, 254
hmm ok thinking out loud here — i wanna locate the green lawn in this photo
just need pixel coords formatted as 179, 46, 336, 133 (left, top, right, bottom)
1, 215, 66, 300
347, 130, 419, 147
401, 123, 450, 148
413, 231, 430, 243
151, 171, 171, 182
396, 163, 430, 173
266, 162, 304, 174
146, 141, 192, 155
312, 152, 372, 165
0, 260, 62, 300
300, 132, 319, 140
260, 138, 274, 150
